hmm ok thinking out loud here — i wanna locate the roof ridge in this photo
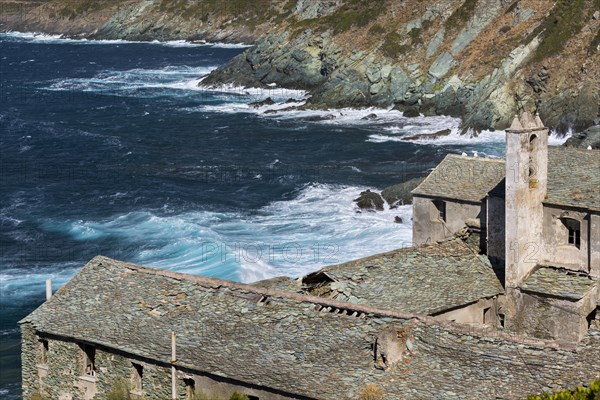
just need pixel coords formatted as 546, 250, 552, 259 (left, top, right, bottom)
25, 255, 580, 350
445, 154, 505, 163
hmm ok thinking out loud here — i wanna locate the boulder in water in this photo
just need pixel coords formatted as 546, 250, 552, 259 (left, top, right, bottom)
361, 113, 378, 120
354, 190, 385, 211
381, 177, 425, 207
249, 97, 275, 108
564, 125, 600, 149
403, 129, 452, 141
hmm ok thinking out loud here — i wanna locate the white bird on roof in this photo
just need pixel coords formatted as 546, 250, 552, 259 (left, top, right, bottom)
461, 152, 468, 156
588, 145, 593, 150
473, 151, 479, 157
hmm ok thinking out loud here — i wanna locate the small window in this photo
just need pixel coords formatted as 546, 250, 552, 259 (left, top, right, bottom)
248, 396, 260, 400
483, 307, 492, 325
433, 200, 446, 222
39, 340, 49, 364
81, 344, 96, 377
587, 308, 597, 330
184, 378, 195, 400
131, 363, 143, 392
562, 218, 581, 249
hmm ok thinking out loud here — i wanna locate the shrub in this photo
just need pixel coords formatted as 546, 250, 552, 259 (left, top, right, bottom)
589, 29, 600, 55
381, 32, 412, 59
229, 393, 249, 400
105, 379, 132, 400
530, 0, 586, 62
358, 384, 385, 400
446, 0, 477, 31
408, 27, 423, 45
193, 392, 222, 400
31, 391, 50, 400
369, 24, 386, 36
526, 380, 600, 400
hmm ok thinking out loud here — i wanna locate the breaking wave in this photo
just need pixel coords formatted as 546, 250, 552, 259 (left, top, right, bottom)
29, 184, 412, 287
0, 32, 251, 48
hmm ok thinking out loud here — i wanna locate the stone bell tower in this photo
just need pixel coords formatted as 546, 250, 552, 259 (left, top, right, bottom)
504, 111, 548, 289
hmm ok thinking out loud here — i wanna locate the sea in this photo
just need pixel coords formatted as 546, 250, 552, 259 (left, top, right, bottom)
0, 32, 569, 398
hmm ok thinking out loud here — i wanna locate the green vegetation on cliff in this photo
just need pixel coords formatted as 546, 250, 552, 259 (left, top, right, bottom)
531, 0, 586, 62
292, 0, 385, 34
526, 380, 600, 400
446, 0, 478, 32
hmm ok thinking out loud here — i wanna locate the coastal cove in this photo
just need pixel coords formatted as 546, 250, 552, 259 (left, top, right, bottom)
0, 33, 573, 398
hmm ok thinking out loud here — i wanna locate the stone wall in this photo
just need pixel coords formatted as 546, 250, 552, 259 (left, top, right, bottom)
433, 297, 499, 326
506, 288, 585, 342
589, 213, 600, 277
486, 194, 506, 272
541, 206, 592, 273
412, 196, 482, 245
21, 323, 299, 400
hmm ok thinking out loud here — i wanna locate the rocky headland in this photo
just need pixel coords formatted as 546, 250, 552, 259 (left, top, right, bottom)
2, 0, 598, 133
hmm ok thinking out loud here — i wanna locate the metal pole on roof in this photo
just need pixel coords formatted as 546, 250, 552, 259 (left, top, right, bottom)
171, 331, 177, 400
45, 279, 52, 300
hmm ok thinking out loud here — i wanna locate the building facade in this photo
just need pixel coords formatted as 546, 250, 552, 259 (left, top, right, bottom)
412, 112, 600, 341
20, 113, 600, 399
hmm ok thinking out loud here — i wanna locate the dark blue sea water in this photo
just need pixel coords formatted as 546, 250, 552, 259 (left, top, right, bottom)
0, 32, 532, 398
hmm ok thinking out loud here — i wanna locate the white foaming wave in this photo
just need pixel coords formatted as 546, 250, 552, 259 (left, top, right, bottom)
196, 82, 307, 101
1, 32, 252, 48
548, 129, 572, 145
47, 65, 218, 92
370, 126, 573, 146
0, 263, 80, 300
0, 328, 20, 336
32, 184, 412, 284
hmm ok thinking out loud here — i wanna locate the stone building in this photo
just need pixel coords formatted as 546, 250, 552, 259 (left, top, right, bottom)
412, 112, 600, 342
20, 113, 600, 399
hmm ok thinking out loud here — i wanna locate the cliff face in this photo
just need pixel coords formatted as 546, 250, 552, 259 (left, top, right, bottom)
203, 0, 600, 133
2, 0, 599, 132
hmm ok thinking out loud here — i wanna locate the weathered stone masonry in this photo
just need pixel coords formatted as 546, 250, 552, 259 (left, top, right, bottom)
21, 112, 600, 399
21, 256, 600, 400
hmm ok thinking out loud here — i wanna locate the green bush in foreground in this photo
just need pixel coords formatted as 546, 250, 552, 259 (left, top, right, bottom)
526, 380, 600, 400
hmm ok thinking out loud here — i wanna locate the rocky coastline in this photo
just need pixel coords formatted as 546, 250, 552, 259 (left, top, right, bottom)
2, 0, 598, 133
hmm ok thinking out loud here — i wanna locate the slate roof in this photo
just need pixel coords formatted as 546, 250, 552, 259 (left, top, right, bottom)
411, 147, 600, 211
256, 235, 504, 315
20, 256, 600, 399
411, 154, 504, 203
546, 147, 600, 210
521, 267, 599, 300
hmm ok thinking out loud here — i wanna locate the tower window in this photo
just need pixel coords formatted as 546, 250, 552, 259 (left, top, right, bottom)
80, 344, 96, 377
131, 363, 143, 392
39, 339, 49, 364
562, 218, 581, 249
433, 200, 446, 222
568, 227, 581, 248
528, 134, 539, 186
184, 378, 195, 400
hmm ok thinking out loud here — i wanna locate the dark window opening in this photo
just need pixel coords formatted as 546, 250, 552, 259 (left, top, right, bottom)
568, 227, 581, 248
184, 378, 195, 400
498, 313, 505, 328
132, 363, 143, 391
433, 200, 446, 222
562, 218, 581, 249
80, 344, 96, 377
248, 396, 260, 400
529, 134, 539, 184
483, 307, 492, 325
39, 339, 49, 364
587, 308, 598, 330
